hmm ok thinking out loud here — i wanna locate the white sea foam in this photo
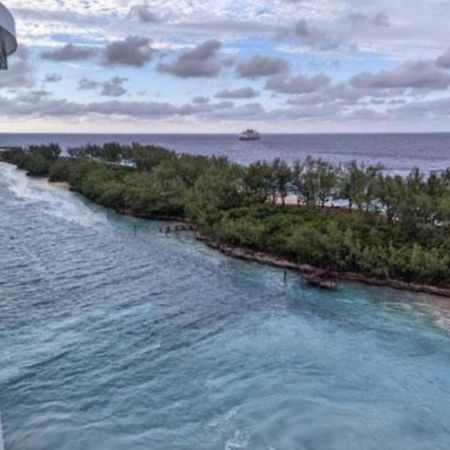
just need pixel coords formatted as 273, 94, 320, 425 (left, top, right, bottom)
0, 162, 107, 227
224, 430, 249, 450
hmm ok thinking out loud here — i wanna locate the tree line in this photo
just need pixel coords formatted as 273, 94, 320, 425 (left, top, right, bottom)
1, 143, 449, 286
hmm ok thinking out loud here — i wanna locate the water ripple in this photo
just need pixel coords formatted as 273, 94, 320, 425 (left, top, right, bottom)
1, 163, 450, 449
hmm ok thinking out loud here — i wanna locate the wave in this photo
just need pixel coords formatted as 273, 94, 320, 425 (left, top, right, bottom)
0, 163, 107, 227
224, 430, 249, 450
0, 407, 3, 450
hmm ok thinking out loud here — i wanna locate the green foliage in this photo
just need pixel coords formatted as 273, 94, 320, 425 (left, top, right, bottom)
4, 143, 450, 286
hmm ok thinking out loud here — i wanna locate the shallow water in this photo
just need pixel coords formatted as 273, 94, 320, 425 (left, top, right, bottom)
1, 163, 450, 450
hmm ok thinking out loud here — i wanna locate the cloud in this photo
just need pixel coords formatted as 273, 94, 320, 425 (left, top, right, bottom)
215, 87, 259, 99
128, 3, 162, 24
172, 19, 280, 36
77, 77, 128, 97
103, 36, 156, 67
192, 96, 210, 104
350, 61, 450, 90
391, 96, 450, 120
346, 11, 390, 28
8, 0, 450, 131
372, 11, 390, 28
41, 44, 97, 61
16, 90, 51, 104
0, 47, 35, 89
290, 19, 341, 51
44, 73, 62, 83
101, 77, 128, 97
78, 78, 101, 90
284, 82, 367, 107
157, 39, 225, 78
436, 48, 450, 69
265, 73, 331, 94
208, 102, 265, 119
236, 56, 289, 79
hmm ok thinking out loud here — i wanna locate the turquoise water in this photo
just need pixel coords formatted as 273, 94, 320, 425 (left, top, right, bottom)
1, 162, 450, 450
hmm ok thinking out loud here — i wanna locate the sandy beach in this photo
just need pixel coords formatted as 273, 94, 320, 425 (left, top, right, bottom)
48, 180, 71, 190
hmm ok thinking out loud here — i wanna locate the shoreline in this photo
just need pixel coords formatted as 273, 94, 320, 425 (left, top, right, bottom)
48, 180, 71, 190
37, 175, 450, 299
3, 161, 450, 299
197, 235, 450, 298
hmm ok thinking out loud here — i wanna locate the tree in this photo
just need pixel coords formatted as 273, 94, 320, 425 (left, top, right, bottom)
316, 158, 337, 208
185, 165, 248, 225
270, 158, 292, 205
299, 156, 320, 206
291, 159, 305, 206
28, 143, 61, 161
339, 161, 366, 212
244, 161, 272, 203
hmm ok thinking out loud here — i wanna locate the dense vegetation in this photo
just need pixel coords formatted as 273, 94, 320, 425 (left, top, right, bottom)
2, 143, 450, 286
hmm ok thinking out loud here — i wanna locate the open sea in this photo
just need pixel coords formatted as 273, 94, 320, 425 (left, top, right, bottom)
1, 134, 450, 449
1, 133, 450, 174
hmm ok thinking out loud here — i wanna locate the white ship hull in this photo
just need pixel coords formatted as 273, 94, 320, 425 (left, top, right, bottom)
239, 130, 261, 141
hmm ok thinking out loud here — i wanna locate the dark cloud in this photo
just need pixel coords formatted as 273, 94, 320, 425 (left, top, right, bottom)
215, 87, 260, 99
402, 97, 450, 114
236, 56, 288, 79
101, 77, 128, 97
351, 61, 450, 90
77, 77, 128, 97
83, 98, 236, 119
157, 40, 225, 78
436, 48, 450, 69
41, 44, 97, 61
291, 19, 341, 50
103, 36, 156, 67
0, 90, 256, 121
372, 11, 390, 27
192, 96, 210, 104
16, 90, 51, 103
78, 78, 101, 90
128, 3, 162, 24
44, 73, 62, 83
347, 11, 390, 28
208, 102, 265, 119
293, 19, 320, 40
1, 85, 444, 127
284, 82, 366, 107
265, 73, 331, 94
0, 47, 35, 89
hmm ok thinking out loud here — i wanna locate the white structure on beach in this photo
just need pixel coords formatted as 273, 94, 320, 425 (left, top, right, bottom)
0, 2, 17, 69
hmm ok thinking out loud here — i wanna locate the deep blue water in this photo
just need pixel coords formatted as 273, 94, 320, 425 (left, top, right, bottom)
1, 133, 450, 175
1, 163, 450, 449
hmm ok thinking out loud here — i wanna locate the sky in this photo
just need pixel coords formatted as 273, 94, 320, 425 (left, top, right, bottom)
1, 0, 450, 133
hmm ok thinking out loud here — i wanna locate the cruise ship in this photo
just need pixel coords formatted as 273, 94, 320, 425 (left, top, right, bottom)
239, 129, 261, 141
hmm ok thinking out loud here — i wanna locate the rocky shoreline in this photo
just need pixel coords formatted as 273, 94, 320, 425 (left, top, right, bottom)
197, 235, 450, 298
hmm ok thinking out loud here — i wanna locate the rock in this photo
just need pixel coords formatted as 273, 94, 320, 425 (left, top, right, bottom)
305, 275, 338, 291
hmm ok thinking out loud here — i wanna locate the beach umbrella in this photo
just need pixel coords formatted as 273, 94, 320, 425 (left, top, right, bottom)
0, 2, 17, 70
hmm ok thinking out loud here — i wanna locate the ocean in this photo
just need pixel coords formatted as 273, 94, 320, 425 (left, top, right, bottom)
1, 133, 450, 175
1, 157, 450, 449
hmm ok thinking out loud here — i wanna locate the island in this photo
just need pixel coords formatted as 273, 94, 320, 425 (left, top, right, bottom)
1, 142, 449, 297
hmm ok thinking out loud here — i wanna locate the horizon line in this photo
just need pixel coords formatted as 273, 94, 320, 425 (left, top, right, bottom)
1, 131, 450, 136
